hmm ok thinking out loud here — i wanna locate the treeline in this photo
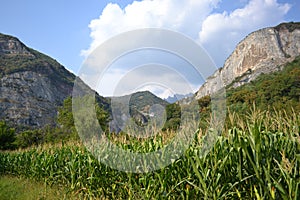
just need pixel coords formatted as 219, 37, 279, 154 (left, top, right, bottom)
0, 96, 109, 150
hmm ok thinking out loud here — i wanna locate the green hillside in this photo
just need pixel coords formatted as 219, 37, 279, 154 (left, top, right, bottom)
227, 56, 300, 113
111, 91, 169, 113
197, 56, 300, 119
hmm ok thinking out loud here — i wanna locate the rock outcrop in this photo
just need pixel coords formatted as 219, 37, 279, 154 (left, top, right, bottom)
196, 22, 300, 99
0, 33, 75, 128
0, 33, 168, 130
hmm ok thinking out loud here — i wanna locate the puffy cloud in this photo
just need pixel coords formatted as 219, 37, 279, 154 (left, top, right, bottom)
96, 63, 200, 98
81, 0, 291, 97
199, 0, 291, 67
82, 0, 220, 56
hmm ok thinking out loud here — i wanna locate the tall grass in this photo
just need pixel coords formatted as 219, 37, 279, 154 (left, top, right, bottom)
0, 108, 299, 199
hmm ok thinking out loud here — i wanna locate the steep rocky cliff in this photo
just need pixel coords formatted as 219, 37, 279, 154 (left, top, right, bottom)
196, 22, 300, 99
0, 33, 75, 128
0, 33, 168, 130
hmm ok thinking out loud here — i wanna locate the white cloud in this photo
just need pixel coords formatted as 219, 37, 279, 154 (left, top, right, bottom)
96, 68, 125, 96
82, 0, 220, 56
199, 0, 291, 67
81, 0, 291, 97
97, 64, 198, 98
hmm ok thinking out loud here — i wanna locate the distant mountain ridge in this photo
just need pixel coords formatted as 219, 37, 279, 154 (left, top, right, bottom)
109, 91, 169, 132
196, 22, 300, 99
164, 93, 193, 103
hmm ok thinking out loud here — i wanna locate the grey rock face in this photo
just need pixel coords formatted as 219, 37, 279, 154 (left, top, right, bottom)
0, 33, 75, 128
0, 71, 68, 127
0, 36, 33, 56
196, 22, 300, 99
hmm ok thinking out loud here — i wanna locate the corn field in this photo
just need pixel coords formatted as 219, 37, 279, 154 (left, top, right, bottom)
0, 108, 299, 199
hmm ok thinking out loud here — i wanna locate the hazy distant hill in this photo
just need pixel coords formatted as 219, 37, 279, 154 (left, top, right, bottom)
164, 93, 193, 103
109, 91, 169, 132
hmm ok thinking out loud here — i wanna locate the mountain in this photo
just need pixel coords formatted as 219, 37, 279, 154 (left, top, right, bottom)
0, 34, 168, 131
0, 33, 114, 130
196, 22, 300, 99
127, 91, 169, 112
109, 91, 169, 132
3, 22, 298, 130
0, 33, 77, 128
226, 56, 300, 112
110, 91, 169, 114
164, 93, 193, 103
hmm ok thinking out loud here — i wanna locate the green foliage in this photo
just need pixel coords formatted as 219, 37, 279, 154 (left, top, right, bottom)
57, 95, 109, 137
227, 56, 300, 114
0, 108, 299, 199
0, 121, 16, 150
95, 101, 110, 133
15, 130, 43, 148
198, 95, 211, 110
163, 103, 181, 130
57, 97, 75, 132
197, 56, 300, 122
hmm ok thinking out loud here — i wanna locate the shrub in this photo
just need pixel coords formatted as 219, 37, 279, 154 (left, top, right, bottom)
0, 121, 16, 150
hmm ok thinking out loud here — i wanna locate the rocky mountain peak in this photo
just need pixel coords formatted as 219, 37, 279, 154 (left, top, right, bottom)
0, 33, 34, 57
0, 33, 76, 128
196, 22, 300, 99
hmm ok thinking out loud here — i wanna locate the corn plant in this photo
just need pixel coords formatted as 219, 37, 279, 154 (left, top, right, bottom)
0, 107, 299, 199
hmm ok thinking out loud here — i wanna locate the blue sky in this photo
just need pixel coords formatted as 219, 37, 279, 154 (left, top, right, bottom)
1, 0, 136, 73
1, 0, 300, 97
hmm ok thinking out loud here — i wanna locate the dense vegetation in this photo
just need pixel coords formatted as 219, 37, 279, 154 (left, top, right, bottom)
0, 57, 299, 198
226, 56, 300, 113
196, 56, 300, 131
0, 96, 110, 149
0, 121, 15, 150
0, 108, 299, 199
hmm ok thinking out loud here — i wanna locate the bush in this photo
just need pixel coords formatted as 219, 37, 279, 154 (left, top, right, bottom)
0, 121, 16, 150
15, 130, 43, 148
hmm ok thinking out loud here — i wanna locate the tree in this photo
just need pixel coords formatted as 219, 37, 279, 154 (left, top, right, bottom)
15, 129, 43, 148
57, 97, 75, 132
163, 103, 181, 131
57, 96, 110, 140
95, 103, 109, 133
0, 121, 16, 150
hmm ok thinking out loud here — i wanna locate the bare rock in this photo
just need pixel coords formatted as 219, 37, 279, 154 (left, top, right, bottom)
196, 22, 300, 99
0, 33, 75, 128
